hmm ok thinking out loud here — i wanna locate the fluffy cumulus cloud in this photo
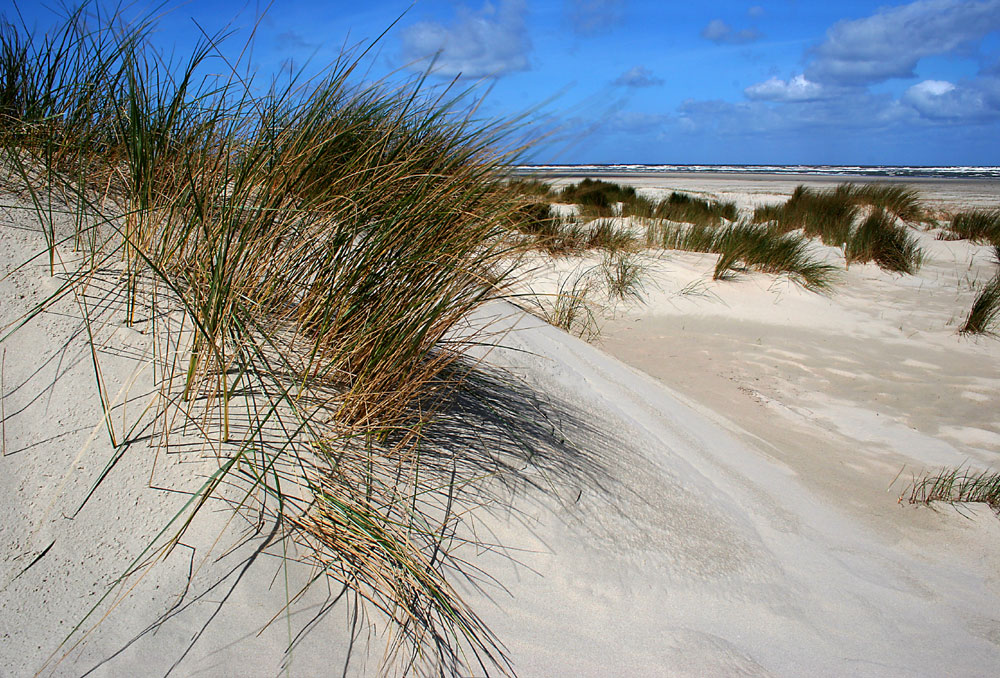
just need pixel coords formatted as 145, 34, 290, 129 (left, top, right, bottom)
613, 66, 664, 88
701, 19, 763, 45
566, 0, 625, 35
744, 75, 829, 102
736, 0, 1000, 131
902, 78, 1000, 119
400, 0, 530, 78
806, 0, 1000, 86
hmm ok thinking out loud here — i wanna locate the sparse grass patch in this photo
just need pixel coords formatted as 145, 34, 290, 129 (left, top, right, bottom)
960, 273, 1000, 336
544, 272, 599, 339
601, 250, 646, 302
904, 467, 1000, 512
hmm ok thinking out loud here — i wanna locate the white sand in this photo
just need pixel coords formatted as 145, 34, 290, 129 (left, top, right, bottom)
2, 175, 1000, 677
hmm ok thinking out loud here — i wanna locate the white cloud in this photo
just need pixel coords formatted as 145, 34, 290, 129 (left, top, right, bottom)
745, 75, 829, 102
400, 0, 530, 78
701, 18, 763, 45
567, 0, 625, 35
807, 0, 1000, 86
613, 66, 664, 88
902, 78, 1000, 119
748, 6, 765, 18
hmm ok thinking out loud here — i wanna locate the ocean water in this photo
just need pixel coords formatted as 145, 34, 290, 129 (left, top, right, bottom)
517, 164, 1000, 179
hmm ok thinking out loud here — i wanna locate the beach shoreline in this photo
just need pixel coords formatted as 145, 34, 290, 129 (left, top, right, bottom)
520, 169, 1000, 211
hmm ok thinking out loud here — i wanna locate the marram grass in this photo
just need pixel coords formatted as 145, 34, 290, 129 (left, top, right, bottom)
960, 273, 1000, 336
845, 209, 923, 274
904, 467, 1000, 512
646, 219, 837, 292
752, 184, 925, 274
947, 209, 1000, 245
712, 221, 839, 291
0, 4, 536, 675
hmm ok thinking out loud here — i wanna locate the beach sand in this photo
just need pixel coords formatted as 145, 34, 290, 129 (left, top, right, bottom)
2, 174, 1000, 676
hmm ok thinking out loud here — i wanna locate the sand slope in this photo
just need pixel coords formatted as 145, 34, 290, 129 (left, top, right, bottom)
2, 185, 1000, 676
464, 306, 1000, 678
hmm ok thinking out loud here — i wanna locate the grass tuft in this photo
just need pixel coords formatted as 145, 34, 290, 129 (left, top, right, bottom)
586, 218, 638, 251
514, 201, 559, 237
0, 4, 533, 674
851, 183, 924, 222
755, 182, 925, 247
846, 209, 924, 274
712, 222, 839, 291
960, 273, 1000, 336
544, 272, 599, 339
655, 191, 737, 226
559, 177, 635, 210
755, 184, 859, 245
947, 209, 1000, 245
646, 219, 836, 292
904, 467, 1000, 512
601, 251, 646, 302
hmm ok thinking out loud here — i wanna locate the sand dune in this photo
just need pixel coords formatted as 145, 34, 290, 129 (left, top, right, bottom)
2, 176, 1000, 676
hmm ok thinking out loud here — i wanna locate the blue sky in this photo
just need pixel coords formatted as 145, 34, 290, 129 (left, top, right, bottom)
8, 0, 1000, 165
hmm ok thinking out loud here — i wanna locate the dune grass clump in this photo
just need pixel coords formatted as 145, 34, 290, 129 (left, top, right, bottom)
559, 178, 635, 218
0, 5, 537, 674
850, 183, 924, 222
514, 201, 559, 236
756, 184, 859, 245
756, 183, 925, 243
646, 219, 836, 291
946, 209, 1000, 245
655, 191, 737, 226
753, 184, 925, 274
514, 202, 602, 255
904, 467, 1000, 512
712, 222, 838, 291
508, 177, 554, 199
960, 273, 1000, 335
846, 209, 924, 274
653, 220, 719, 252
675, 221, 720, 252
586, 218, 638, 251
619, 193, 657, 218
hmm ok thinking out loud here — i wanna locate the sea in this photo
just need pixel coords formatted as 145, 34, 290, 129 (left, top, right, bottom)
516, 164, 1000, 179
